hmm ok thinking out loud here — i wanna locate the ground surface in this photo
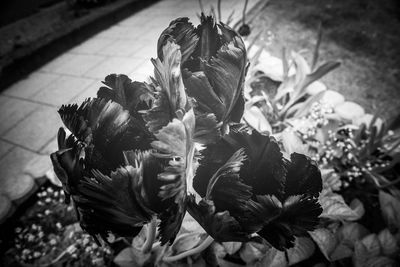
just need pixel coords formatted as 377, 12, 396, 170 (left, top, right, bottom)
250, 0, 400, 121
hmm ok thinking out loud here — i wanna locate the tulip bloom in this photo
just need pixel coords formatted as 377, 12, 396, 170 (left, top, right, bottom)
158, 15, 247, 140
189, 130, 323, 250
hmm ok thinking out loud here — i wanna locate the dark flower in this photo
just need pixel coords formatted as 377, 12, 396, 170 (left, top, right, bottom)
238, 24, 251, 37
158, 14, 247, 140
51, 39, 197, 245
189, 129, 323, 250
50, 96, 153, 240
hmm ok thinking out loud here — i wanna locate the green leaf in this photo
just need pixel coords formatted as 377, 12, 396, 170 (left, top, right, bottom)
292, 90, 326, 118
222, 241, 242, 255
309, 228, 337, 260
239, 241, 269, 265
280, 59, 340, 117
114, 247, 136, 267
287, 237, 315, 265
337, 222, 370, 247
243, 104, 272, 134
378, 229, 399, 256
168, 232, 205, 256
331, 222, 370, 261
320, 190, 365, 221
321, 169, 342, 192
280, 130, 310, 157
379, 190, 400, 231
114, 246, 151, 267
258, 247, 287, 267
311, 24, 323, 71
353, 237, 396, 267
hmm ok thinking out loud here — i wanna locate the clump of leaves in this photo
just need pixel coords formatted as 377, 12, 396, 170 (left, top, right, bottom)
244, 28, 340, 134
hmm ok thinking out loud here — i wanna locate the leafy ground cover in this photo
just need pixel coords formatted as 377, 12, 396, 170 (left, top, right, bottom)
248, 0, 400, 121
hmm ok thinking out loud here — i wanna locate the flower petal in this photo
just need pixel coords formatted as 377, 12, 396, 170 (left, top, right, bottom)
157, 17, 199, 64
98, 74, 154, 114
144, 41, 188, 133
203, 41, 246, 124
284, 153, 322, 198
186, 195, 249, 242
75, 166, 153, 238
256, 195, 322, 250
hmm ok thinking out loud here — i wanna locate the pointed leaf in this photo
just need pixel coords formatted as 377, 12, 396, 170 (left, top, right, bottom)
287, 237, 315, 265
309, 228, 337, 260
320, 191, 365, 221
378, 229, 398, 256
379, 190, 400, 230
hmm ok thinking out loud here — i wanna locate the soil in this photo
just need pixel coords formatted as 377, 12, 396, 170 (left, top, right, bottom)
248, 0, 400, 121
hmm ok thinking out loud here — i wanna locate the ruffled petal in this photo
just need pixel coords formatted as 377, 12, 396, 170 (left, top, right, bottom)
157, 17, 199, 64
186, 195, 249, 242
75, 166, 152, 238
256, 195, 322, 250
284, 153, 322, 198
98, 74, 154, 114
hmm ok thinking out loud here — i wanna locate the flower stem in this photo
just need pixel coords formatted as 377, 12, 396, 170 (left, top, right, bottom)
242, 0, 249, 24
163, 235, 214, 262
141, 218, 157, 254
217, 0, 222, 22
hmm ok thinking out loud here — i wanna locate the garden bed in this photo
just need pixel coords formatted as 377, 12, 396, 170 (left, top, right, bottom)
0, 181, 119, 266
247, 0, 400, 121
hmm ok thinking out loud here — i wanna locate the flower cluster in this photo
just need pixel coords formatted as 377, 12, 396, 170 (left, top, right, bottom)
8, 186, 111, 266
50, 14, 323, 258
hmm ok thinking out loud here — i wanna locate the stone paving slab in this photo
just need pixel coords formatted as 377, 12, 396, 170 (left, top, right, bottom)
0, 140, 14, 159
31, 75, 96, 106
3, 106, 62, 152
0, 96, 42, 136
84, 56, 147, 79
69, 38, 116, 55
3, 72, 60, 99
0, 0, 261, 221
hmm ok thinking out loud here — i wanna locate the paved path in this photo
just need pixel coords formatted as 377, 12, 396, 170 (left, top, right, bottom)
0, 0, 259, 218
